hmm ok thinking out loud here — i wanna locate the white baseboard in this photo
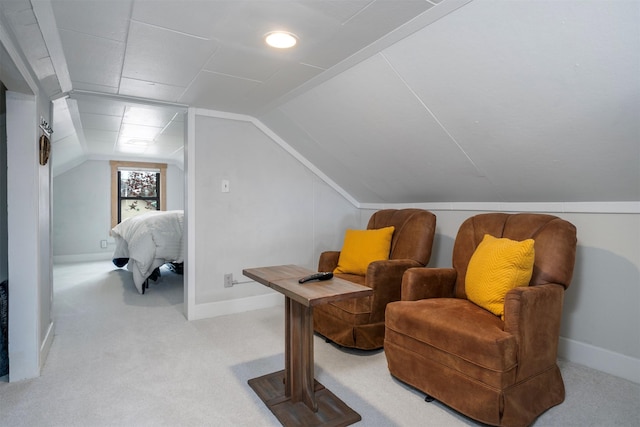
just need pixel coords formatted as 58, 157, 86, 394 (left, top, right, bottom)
188, 292, 283, 321
40, 320, 55, 372
53, 252, 112, 264
558, 336, 640, 384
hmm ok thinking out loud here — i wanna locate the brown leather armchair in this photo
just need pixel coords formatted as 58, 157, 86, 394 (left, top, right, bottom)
384, 213, 577, 427
314, 209, 436, 350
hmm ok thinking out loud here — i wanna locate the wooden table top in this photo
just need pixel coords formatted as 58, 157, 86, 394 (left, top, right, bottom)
243, 264, 373, 308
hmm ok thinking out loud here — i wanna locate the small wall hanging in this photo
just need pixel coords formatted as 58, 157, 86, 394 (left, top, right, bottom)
38, 116, 53, 166
39, 134, 50, 166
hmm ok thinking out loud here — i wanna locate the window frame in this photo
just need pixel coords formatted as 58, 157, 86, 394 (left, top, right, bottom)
110, 160, 167, 228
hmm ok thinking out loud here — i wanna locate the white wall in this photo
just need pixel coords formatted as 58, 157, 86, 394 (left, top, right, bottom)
165, 164, 185, 211
47, 111, 640, 386
184, 111, 640, 383
6, 90, 54, 381
0, 84, 6, 283
52, 160, 184, 260
361, 206, 640, 383
187, 111, 358, 318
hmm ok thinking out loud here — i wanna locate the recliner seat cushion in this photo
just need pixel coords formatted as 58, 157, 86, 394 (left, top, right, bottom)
316, 296, 372, 325
385, 298, 518, 389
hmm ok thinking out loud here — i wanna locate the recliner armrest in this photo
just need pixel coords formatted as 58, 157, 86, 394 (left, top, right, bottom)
401, 267, 457, 301
318, 251, 340, 272
504, 283, 565, 381
366, 259, 422, 287
366, 259, 423, 323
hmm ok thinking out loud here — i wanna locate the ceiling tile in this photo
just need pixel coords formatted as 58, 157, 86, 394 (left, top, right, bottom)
72, 81, 119, 94
158, 119, 185, 138
122, 21, 219, 87
51, 0, 132, 42
179, 70, 262, 113
80, 113, 122, 131
204, 45, 288, 82
76, 97, 126, 117
123, 105, 178, 128
59, 29, 125, 88
83, 129, 118, 145
247, 62, 324, 114
301, 0, 433, 69
131, 0, 234, 40
118, 77, 186, 103
119, 123, 163, 141
207, 1, 345, 52
153, 136, 183, 154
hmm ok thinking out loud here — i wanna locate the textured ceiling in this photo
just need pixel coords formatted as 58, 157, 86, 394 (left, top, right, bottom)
32, 0, 447, 175
1, 0, 638, 204
261, 0, 640, 203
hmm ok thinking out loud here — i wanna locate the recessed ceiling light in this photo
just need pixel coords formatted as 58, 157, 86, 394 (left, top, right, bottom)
265, 31, 297, 49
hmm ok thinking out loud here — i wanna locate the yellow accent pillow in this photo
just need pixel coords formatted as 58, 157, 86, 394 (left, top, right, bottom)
465, 234, 535, 319
334, 226, 395, 275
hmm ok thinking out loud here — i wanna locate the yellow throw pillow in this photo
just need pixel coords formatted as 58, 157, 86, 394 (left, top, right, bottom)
334, 226, 395, 276
465, 234, 535, 319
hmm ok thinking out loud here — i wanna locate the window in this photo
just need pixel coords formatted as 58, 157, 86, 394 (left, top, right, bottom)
110, 161, 166, 228
118, 169, 159, 222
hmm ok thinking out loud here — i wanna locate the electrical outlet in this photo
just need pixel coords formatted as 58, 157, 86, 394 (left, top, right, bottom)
100, 240, 108, 249
224, 273, 233, 288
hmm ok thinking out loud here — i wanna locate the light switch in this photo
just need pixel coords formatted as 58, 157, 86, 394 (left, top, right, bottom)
221, 179, 230, 193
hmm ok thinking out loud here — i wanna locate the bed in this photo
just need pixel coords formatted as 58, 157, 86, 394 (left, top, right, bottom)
110, 210, 184, 294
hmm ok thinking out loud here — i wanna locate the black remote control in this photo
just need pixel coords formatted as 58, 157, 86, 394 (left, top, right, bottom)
298, 272, 333, 284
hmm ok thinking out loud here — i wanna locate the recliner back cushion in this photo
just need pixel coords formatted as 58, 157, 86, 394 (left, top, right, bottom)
453, 213, 577, 300
367, 209, 436, 265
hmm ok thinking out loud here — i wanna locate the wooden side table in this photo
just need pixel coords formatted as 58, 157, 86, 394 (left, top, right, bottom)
243, 265, 373, 427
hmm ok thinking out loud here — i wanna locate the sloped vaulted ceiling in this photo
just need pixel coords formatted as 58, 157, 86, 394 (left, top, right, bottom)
2, 0, 638, 204
261, 0, 640, 204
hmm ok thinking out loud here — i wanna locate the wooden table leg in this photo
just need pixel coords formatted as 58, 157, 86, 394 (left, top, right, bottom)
284, 296, 291, 398
244, 266, 364, 426
287, 297, 317, 411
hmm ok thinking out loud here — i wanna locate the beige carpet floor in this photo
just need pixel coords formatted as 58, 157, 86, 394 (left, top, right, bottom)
0, 260, 638, 426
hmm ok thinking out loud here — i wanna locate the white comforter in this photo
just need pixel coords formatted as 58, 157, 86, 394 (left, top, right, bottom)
110, 210, 184, 294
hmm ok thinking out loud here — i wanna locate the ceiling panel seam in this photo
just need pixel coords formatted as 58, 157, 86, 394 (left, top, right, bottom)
379, 51, 487, 181
203, 69, 263, 84
341, 1, 375, 26
117, 0, 135, 94
130, 19, 210, 41
274, 105, 384, 203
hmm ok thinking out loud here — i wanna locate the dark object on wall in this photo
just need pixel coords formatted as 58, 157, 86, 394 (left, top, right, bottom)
0, 279, 8, 377
39, 134, 50, 166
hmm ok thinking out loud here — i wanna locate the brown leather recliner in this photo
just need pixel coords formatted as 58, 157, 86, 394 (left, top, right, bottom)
384, 213, 577, 427
313, 209, 436, 350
